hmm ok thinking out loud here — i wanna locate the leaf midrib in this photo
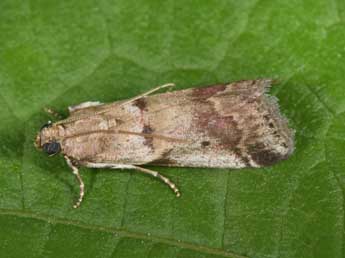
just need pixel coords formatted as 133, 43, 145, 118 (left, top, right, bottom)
0, 208, 247, 258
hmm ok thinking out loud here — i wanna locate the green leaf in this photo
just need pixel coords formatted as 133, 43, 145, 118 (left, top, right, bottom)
0, 1, 344, 257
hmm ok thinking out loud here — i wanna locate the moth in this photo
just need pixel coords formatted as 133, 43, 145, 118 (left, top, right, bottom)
35, 79, 294, 208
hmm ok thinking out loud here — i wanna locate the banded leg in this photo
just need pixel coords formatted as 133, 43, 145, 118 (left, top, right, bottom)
132, 165, 180, 197
65, 156, 85, 208
120, 83, 175, 107
84, 162, 181, 197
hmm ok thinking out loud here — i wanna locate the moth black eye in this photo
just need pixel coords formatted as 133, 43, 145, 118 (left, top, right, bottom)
40, 121, 52, 131
42, 141, 61, 156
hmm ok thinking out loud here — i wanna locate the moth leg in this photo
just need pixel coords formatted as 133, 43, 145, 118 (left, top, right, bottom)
64, 156, 85, 208
68, 101, 103, 113
132, 165, 181, 197
120, 83, 175, 107
44, 107, 63, 119
83, 162, 180, 197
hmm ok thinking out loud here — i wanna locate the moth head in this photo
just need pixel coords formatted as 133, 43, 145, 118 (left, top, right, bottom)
35, 121, 62, 156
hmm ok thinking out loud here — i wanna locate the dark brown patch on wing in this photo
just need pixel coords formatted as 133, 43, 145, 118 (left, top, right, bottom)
134, 98, 147, 111
201, 141, 210, 147
115, 119, 124, 125
241, 155, 251, 167
192, 84, 226, 99
248, 142, 287, 166
142, 124, 154, 148
195, 107, 242, 149
148, 149, 176, 165
233, 147, 251, 167
142, 125, 153, 134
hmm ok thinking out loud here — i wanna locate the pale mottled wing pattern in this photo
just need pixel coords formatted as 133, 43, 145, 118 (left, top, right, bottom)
139, 79, 294, 168
59, 79, 293, 168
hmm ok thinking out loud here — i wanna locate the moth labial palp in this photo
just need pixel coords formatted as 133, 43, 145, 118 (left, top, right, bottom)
35, 80, 294, 208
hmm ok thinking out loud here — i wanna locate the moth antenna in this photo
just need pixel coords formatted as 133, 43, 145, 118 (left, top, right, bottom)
98, 80, 272, 127
119, 83, 175, 107
55, 83, 175, 125
64, 156, 85, 208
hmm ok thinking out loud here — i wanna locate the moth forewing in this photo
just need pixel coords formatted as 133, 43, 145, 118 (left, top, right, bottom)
36, 79, 294, 208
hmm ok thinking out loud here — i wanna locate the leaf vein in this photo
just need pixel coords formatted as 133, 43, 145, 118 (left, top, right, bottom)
0, 208, 247, 258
